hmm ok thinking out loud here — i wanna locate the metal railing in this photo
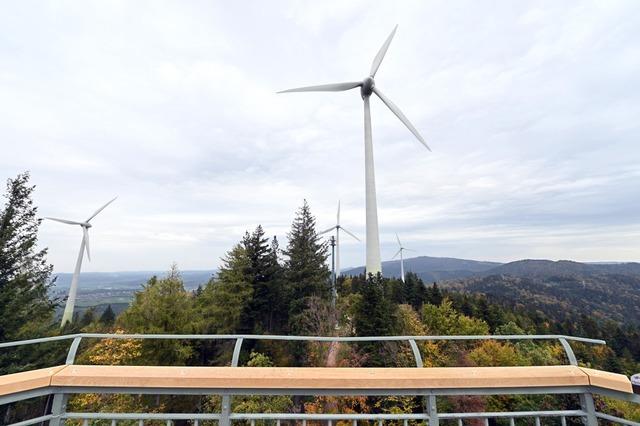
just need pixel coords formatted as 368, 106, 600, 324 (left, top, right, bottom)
1, 333, 639, 426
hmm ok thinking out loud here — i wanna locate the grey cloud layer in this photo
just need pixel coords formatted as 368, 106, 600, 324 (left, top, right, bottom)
0, 1, 639, 271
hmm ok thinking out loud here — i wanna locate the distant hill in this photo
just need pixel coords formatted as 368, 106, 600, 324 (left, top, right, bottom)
346, 257, 640, 325
344, 255, 501, 282
440, 259, 640, 325
481, 259, 640, 278
51, 270, 216, 291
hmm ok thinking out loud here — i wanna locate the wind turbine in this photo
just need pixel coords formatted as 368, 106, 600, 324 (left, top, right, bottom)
392, 233, 414, 283
318, 201, 360, 279
46, 197, 117, 327
279, 25, 429, 275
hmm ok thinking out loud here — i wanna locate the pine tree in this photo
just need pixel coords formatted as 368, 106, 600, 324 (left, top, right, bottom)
196, 244, 253, 335
283, 200, 330, 333
243, 226, 277, 333
0, 172, 55, 341
425, 282, 443, 306
80, 307, 96, 328
353, 274, 396, 366
99, 304, 116, 326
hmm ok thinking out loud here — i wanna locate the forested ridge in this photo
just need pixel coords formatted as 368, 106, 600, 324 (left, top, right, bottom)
1, 172, 640, 422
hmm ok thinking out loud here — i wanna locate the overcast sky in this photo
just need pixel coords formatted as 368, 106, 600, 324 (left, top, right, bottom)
1, 1, 639, 272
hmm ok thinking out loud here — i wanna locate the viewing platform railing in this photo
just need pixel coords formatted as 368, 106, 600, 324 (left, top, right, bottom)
1, 333, 638, 426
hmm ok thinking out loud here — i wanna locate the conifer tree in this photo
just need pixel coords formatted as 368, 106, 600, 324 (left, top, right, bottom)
0, 172, 55, 341
196, 244, 253, 335
243, 226, 277, 333
99, 304, 116, 326
283, 200, 330, 333
353, 274, 396, 366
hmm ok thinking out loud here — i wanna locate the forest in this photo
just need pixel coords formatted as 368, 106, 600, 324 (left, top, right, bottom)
1, 172, 639, 423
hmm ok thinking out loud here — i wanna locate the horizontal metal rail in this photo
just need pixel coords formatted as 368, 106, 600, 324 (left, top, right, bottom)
58, 409, 591, 422
0, 333, 606, 348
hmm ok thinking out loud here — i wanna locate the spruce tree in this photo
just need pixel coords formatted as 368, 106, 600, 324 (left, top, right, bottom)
196, 244, 253, 335
99, 304, 116, 326
0, 172, 55, 341
242, 226, 275, 333
353, 274, 396, 366
283, 200, 330, 333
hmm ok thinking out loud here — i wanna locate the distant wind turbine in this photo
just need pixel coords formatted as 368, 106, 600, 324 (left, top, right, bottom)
392, 233, 414, 283
46, 197, 117, 327
318, 201, 360, 278
279, 25, 430, 275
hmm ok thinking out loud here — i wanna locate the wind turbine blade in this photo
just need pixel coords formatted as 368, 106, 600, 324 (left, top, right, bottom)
83, 227, 91, 262
45, 217, 83, 226
391, 248, 402, 259
404, 248, 416, 252
278, 82, 361, 93
370, 25, 398, 77
373, 87, 431, 151
337, 200, 341, 226
86, 197, 117, 222
396, 233, 402, 247
341, 227, 361, 242
318, 226, 337, 236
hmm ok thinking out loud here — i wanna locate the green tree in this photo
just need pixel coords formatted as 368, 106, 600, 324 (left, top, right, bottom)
243, 227, 285, 334
283, 200, 330, 333
79, 307, 96, 328
0, 172, 55, 342
196, 244, 253, 335
422, 298, 489, 336
353, 274, 397, 366
99, 304, 116, 326
118, 264, 194, 365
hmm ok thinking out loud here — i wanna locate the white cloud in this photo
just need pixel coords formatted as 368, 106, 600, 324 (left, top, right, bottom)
1, 1, 639, 272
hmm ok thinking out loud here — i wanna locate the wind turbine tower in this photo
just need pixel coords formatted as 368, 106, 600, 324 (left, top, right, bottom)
280, 26, 430, 274
393, 233, 414, 283
46, 197, 117, 327
318, 201, 360, 278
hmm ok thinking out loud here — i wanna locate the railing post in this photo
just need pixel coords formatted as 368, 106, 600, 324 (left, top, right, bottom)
427, 395, 438, 426
559, 338, 597, 426
559, 338, 578, 366
580, 393, 598, 426
409, 339, 429, 425
65, 336, 83, 364
48, 394, 68, 426
49, 336, 82, 426
220, 338, 243, 426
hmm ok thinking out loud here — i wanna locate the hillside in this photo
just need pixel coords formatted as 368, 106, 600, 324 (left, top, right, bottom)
441, 259, 640, 325
345, 255, 501, 282
347, 257, 640, 325
482, 259, 640, 278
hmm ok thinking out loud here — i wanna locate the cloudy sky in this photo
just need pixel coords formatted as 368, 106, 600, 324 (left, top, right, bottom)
1, 1, 639, 272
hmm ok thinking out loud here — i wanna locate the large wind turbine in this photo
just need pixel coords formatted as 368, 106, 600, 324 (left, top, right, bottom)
392, 233, 414, 283
46, 197, 117, 327
318, 201, 360, 278
279, 25, 429, 274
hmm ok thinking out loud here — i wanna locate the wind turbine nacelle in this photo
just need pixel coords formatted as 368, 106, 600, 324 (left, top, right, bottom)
361, 77, 375, 98
82, 223, 92, 228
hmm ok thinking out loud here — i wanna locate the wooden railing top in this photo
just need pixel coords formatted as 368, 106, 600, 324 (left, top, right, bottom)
0, 365, 632, 396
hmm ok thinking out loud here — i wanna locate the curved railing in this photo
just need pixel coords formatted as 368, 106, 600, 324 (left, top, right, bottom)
0, 332, 606, 368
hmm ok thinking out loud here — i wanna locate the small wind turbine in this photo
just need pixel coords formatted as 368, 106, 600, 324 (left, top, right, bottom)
46, 197, 117, 327
392, 233, 414, 283
318, 201, 360, 279
279, 25, 429, 275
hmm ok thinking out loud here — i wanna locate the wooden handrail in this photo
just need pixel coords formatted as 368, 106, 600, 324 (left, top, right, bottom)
0, 365, 632, 396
